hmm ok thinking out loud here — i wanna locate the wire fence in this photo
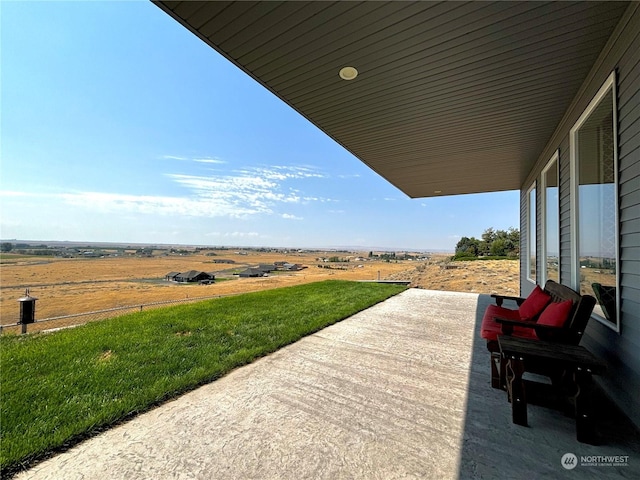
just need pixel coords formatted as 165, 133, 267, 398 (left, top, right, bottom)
0, 294, 229, 335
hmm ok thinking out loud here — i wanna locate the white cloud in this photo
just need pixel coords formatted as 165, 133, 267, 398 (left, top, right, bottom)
193, 157, 226, 164
281, 213, 303, 220
59, 191, 254, 218
161, 154, 226, 164
241, 165, 326, 181
1, 164, 332, 221
165, 172, 295, 216
162, 165, 332, 217
303, 196, 336, 203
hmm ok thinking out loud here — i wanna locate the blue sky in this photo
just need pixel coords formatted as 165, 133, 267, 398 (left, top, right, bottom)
1, 1, 520, 251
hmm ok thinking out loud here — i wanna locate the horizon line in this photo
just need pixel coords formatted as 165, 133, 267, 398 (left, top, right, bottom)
0, 239, 455, 254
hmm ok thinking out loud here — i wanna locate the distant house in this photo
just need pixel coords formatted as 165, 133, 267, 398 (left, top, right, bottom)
165, 272, 180, 281
167, 270, 215, 283
257, 264, 276, 273
281, 263, 305, 271
238, 268, 265, 278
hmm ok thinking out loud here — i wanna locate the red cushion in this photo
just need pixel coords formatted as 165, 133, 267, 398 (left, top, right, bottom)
481, 305, 519, 338
537, 299, 573, 327
513, 327, 538, 340
518, 285, 552, 320
481, 304, 535, 341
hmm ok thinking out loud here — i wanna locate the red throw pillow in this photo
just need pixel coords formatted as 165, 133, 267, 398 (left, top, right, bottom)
518, 285, 552, 320
537, 299, 574, 327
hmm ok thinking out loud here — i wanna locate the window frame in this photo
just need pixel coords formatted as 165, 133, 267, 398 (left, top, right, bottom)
569, 71, 620, 332
540, 151, 560, 285
526, 182, 537, 284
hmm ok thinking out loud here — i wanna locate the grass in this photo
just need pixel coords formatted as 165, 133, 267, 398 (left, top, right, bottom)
0, 280, 406, 474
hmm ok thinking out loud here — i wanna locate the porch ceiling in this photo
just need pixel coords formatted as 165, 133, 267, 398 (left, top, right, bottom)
154, 1, 629, 198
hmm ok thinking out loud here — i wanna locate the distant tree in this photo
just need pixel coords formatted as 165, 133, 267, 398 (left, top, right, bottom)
481, 227, 496, 244
455, 236, 481, 256
478, 228, 494, 255
454, 227, 520, 258
1, 242, 13, 252
507, 227, 520, 256
489, 238, 507, 256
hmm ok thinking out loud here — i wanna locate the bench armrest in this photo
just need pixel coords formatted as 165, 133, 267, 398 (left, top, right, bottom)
491, 294, 526, 307
494, 317, 570, 342
493, 316, 535, 334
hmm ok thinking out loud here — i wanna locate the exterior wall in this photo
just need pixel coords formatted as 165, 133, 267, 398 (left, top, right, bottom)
520, 179, 541, 298
520, 3, 640, 427
519, 192, 529, 296
557, 137, 572, 287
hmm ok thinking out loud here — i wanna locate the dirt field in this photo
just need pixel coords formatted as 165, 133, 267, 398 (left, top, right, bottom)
387, 258, 520, 295
0, 250, 520, 334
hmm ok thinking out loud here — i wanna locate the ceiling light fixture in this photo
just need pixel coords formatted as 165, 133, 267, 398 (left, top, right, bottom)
339, 66, 358, 80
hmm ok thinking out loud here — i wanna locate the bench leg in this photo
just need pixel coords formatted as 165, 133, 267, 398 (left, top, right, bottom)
491, 352, 501, 388
490, 352, 507, 389
499, 352, 507, 390
506, 356, 527, 426
574, 369, 598, 444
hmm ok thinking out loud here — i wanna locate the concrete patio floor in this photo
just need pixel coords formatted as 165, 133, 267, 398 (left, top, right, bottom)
16, 289, 640, 479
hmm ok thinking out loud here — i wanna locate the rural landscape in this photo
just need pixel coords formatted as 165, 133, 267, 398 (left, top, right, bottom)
0, 240, 520, 334
1, 238, 519, 474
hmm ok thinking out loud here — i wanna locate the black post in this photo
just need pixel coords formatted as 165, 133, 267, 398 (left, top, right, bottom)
18, 289, 38, 334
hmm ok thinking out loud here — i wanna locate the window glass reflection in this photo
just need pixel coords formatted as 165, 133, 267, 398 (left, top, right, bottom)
576, 89, 617, 325
544, 159, 559, 282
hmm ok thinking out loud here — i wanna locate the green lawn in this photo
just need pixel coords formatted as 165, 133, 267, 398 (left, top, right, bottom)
0, 280, 406, 474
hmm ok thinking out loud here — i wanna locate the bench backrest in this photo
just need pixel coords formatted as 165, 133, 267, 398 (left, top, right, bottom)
541, 280, 596, 344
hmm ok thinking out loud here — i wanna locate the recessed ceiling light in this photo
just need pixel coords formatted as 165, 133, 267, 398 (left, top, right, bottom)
434, 190, 442, 194
339, 66, 358, 80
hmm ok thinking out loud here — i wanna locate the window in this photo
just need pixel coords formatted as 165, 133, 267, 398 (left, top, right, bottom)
541, 152, 559, 284
527, 183, 536, 283
570, 72, 619, 331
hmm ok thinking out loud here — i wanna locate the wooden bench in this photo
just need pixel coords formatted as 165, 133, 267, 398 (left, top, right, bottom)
482, 280, 596, 388
498, 335, 606, 444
